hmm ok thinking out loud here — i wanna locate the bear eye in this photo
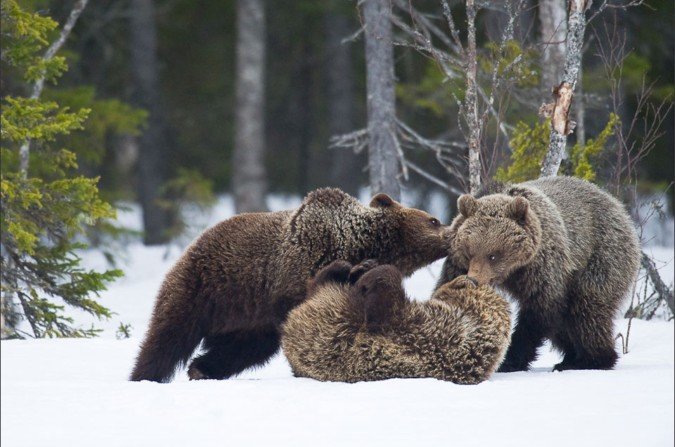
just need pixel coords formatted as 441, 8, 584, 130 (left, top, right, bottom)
488, 254, 498, 262
429, 218, 441, 227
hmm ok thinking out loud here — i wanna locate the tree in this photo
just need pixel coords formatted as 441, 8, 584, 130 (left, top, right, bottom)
232, 0, 268, 213
362, 0, 401, 201
538, 0, 568, 102
129, 0, 172, 244
0, 0, 122, 338
325, 0, 360, 197
539, 0, 589, 177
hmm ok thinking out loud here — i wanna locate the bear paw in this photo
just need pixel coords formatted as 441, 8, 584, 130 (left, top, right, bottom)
187, 364, 209, 380
447, 275, 479, 290
348, 259, 379, 284
497, 361, 528, 373
313, 260, 353, 285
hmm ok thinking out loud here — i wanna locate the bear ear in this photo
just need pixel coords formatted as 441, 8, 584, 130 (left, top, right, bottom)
458, 195, 477, 218
370, 193, 399, 209
508, 196, 530, 223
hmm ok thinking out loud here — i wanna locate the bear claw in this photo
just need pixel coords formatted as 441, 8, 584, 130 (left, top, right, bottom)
187, 364, 208, 380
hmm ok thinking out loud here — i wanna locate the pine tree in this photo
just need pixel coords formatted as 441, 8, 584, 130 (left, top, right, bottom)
1, 0, 122, 338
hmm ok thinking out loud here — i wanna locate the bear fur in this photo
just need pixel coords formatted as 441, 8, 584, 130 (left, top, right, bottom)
130, 188, 449, 382
437, 176, 640, 372
281, 260, 511, 384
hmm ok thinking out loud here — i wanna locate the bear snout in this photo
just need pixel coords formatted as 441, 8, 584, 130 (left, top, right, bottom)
467, 260, 495, 286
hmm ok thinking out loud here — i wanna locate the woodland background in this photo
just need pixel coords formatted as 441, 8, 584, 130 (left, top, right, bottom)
1, 3, 674, 445
6, 0, 674, 216
1, 0, 673, 336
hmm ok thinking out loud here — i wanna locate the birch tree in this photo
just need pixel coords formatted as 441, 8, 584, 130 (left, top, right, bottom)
464, 0, 481, 194
232, 0, 268, 213
538, 0, 568, 102
18, 0, 89, 177
539, 0, 590, 177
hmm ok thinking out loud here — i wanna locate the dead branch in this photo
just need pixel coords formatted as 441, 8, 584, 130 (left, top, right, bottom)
329, 128, 369, 154
641, 252, 675, 316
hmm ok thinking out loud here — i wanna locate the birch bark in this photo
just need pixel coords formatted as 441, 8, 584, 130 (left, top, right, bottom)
540, 0, 590, 177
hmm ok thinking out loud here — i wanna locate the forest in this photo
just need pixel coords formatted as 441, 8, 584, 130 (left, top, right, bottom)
2, 0, 673, 337
1, 1, 674, 446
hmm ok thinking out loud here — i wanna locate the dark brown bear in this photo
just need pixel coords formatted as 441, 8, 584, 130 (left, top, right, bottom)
437, 176, 640, 372
130, 188, 449, 382
281, 260, 511, 384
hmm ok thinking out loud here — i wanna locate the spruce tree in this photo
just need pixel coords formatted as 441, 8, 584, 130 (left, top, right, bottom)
1, 0, 122, 338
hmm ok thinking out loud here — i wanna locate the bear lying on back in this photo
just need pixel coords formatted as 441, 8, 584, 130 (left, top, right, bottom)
130, 188, 450, 382
437, 176, 640, 372
281, 260, 511, 384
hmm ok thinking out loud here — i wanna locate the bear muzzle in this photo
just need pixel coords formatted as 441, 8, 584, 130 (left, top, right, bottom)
467, 260, 496, 286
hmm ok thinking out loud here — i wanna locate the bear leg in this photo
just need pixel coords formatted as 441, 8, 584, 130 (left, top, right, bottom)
550, 330, 579, 371
306, 261, 353, 297
554, 271, 623, 371
188, 327, 280, 380
553, 314, 618, 371
498, 309, 546, 372
350, 265, 407, 332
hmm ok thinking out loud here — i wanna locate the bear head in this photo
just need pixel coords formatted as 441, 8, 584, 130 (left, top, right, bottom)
369, 193, 450, 276
448, 193, 542, 286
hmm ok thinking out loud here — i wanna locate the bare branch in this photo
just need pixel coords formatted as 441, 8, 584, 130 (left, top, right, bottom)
641, 252, 675, 317
329, 128, 369, 154
403, 159, 465, 196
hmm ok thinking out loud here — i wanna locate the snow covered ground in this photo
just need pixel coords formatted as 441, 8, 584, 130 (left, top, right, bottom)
2, 195, 674, 447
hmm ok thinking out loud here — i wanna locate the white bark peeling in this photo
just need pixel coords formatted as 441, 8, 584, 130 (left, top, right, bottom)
465, 0, 481, 194
540, 0, 590, 178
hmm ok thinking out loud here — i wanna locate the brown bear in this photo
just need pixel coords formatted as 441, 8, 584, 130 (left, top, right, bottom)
437, 176, 640, 372
129, 188, 450, 382
281, 260, 511, 384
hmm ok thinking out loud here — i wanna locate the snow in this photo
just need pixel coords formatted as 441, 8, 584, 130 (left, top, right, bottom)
2, 195, 674, 447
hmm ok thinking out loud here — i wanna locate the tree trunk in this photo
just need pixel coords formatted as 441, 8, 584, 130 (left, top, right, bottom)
575, 62, 586, 146
538, 0, 568, 102
540, 0, 589, 178
362, 0, 401, 201
325, 1, 359, 197
296, 40, 313, 196
465, 0, 481, 195
232, 0, 268, 213
130, 0, 171, 245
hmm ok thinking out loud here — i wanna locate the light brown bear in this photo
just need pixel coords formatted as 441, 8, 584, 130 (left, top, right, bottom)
437, 176, 640, 372
281, 260, 511, 384
130, 188, 449, 382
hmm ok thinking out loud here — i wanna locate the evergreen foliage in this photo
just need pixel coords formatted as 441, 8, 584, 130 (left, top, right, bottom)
1, 0, 122, 338
496, 115, 619, 184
